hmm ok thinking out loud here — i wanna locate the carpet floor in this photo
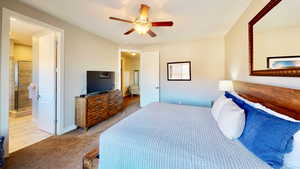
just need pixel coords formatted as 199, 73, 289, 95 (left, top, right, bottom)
4, 97, 140, 169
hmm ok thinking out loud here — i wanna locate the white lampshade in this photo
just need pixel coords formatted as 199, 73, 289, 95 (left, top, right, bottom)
219, 80, 233, 91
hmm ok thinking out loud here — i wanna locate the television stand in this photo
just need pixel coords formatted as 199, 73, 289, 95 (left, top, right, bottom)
75, 90, 123, 130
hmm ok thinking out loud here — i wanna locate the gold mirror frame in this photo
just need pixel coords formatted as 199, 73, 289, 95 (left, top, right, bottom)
249, 0, 300, 77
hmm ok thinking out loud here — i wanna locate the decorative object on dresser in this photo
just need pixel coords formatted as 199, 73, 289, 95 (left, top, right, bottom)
75, 90, 123, 130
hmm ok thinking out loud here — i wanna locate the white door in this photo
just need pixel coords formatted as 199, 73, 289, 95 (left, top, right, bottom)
37, 33, 56, 134
140, 51, 160, 107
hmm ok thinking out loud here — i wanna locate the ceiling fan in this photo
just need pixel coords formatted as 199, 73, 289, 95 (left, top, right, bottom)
109, 4, 174, 37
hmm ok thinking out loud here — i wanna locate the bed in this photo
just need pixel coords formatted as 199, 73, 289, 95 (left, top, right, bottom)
99, 81, 300, 169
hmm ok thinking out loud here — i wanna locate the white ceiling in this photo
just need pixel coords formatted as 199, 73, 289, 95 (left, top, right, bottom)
10, 17, 49, 45
255, 0, 300, 32
19, 0, 252, 45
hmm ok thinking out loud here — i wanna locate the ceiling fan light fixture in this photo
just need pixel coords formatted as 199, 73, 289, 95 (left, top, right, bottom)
134, 22, 151, 34
134, 17, 151, 34
109, 4, 173, 37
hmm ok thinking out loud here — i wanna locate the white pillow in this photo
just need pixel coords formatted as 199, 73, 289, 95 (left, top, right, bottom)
211, 95, 231, 121
216, 100, 245, 140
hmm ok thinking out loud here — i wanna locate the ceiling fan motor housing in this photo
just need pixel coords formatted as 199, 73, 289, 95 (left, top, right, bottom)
134, 17, 152, 34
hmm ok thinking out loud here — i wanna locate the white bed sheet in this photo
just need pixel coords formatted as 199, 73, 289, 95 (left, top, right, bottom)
99, 102, 272, 169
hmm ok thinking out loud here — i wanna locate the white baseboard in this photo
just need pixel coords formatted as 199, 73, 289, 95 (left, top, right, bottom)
61, 124, 77, 134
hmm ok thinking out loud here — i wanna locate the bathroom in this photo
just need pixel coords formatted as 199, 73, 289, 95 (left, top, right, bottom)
9, 41, 33, 118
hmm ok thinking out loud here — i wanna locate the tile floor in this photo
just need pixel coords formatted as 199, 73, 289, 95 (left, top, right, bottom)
9, 115, 52, 153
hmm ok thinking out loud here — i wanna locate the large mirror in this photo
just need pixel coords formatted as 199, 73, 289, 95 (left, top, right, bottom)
249, 0, 300, 76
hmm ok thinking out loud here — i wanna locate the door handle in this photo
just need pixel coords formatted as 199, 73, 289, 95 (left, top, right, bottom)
155, 86, 160, 89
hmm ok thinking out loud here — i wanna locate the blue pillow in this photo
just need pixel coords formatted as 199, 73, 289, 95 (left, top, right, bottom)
239, 104, 300, 169
0, 136, 4, 168
224, 91, 245, 109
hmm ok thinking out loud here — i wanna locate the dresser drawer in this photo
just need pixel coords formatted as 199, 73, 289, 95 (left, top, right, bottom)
87, 95, 108, 105
75, 90, 124, 129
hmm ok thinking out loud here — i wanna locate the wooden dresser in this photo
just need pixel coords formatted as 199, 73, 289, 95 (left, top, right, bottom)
75, 90, 123, 129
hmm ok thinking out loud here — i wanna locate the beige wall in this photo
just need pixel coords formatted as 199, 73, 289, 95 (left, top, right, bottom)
0, 0, 119, 134
124, 56, 140, 71
140, 37, 225, 106
254, 26, 300, 70
14, 44, 32, 61
225, 0, 300, 89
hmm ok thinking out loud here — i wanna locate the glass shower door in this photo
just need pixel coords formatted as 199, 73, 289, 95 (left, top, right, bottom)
15, 61, 32, 111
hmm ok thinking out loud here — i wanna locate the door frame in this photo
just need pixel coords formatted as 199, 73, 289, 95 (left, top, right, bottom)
1, 8, 65, 156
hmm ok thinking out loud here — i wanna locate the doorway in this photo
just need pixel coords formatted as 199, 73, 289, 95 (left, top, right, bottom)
119, 50, 160, 107
120, 51, 141, 104
8, 16, 56, 153
1, 9, 65, 155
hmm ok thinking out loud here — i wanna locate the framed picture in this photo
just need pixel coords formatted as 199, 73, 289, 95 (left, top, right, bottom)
267, 56, 300, 69
167, 61, 191, 81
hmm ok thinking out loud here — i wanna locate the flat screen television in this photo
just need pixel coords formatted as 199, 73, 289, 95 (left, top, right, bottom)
87, 71, 115, 95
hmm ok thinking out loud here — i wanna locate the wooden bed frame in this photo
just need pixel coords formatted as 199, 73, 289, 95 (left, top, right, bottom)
233, 81, 300, 120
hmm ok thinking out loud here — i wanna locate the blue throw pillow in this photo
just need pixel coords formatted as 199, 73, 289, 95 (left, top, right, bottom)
0, 136, 4, 168
224, 91, 245, 109
239, 104, 300, 169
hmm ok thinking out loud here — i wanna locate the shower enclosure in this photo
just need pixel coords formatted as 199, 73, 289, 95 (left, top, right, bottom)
13, 61, 32, 113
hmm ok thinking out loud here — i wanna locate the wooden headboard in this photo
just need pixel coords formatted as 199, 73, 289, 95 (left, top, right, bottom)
233, 81, 300, 120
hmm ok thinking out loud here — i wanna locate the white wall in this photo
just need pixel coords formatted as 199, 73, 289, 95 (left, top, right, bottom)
64, 29, 118, 130
140, 37, 225, 107
225, 0, 300, 89
0, 0, 119, 135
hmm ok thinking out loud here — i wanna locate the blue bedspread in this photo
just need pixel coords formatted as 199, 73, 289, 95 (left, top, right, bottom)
99, 103, 272, 169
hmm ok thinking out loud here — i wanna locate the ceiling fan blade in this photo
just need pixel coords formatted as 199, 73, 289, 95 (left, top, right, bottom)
109, 17, 133, 23
124, 28, 135, 35
140, 4, 150, 18
147, 29, 157, 37
152, 21, 174, 27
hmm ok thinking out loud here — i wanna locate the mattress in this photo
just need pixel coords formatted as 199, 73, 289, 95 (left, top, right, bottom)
99, 102, 272, 169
